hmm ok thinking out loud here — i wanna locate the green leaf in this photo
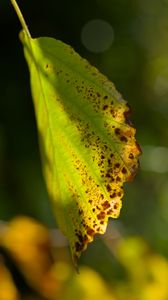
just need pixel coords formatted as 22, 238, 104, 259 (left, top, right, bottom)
20, 30, 141, 262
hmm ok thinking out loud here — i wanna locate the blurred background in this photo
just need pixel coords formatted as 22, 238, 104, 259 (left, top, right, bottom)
0, 0, 168, 299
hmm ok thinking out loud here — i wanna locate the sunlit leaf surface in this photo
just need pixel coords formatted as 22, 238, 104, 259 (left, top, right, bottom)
20, 30, 141, 262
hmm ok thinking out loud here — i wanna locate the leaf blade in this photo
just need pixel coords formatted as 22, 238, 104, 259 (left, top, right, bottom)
20, 30, 141, 262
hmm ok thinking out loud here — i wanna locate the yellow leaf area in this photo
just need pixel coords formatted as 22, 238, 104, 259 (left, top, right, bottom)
20, 30, 141, 262
0, 263, 19, 300
1, 218, 168, 300
1, 216, 60, 300
64, 238, 168, 300
114, 237, 168, 300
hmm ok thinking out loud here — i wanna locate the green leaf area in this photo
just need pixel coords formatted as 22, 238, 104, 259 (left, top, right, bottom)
20, 30, 141, 263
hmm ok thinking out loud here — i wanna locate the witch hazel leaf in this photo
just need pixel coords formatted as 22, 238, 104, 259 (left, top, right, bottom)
20, 30, 141, 263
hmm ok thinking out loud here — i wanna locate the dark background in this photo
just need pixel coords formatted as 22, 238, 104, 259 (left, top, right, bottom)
1, 0, 168, 298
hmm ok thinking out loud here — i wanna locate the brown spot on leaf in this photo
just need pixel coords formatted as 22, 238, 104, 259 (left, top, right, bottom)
87, 227, 95, 236
97, 212, 106, 220
110, 192, 116, 198
76, 233, 84, 243
136, 142, 142, 154
79, 209, 83, 215
122, 167, 127, 174
114, 203, 119, 210
105, 173, 111, 178
124, 104, 132, 125
116, 176, 121, 182
120, 136, 128, 142
108, 159, 112, 165
103, 105, 108, 110
110, 109, 115, 116
75, 242, 83, 252
129, 153, 134, 159
115, 128, 120, 135
102, 201, 110, 209
106, 184, 112, 192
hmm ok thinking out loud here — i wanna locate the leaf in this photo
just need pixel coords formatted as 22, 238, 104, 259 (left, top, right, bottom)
19, 30, 141, 262
0, 261, 19, 300
1, 216, 58, 298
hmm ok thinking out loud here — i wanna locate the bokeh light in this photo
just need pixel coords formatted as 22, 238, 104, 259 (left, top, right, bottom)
81, 19, 114, 53
141, 146, 168, 173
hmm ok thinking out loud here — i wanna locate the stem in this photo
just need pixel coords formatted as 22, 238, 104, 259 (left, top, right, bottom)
10, 0, 31, 37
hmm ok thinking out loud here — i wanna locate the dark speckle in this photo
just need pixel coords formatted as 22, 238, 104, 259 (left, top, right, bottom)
103, 95, 108, 100
76, 233, 84, 243
120, 136, 128, 142
116, 176, 121, 182
110, 109, 115, 116
115, 128, 120, 135
102, 201, 110, 209
136, 142, 142, 154
105, 173, 111, 178
87, 227, 95, 236
75, 242, 83, 252
110, 192, 116, 198
122, 167, 127, 174
103, 105, 108, 110
114, 203, 119, 210
97, 212, 105, 220
107, 209, 113, 215
108, 159, 112, 165
79, 209, 83, 215
106, 184, 111, 192
124, 104, 132, 122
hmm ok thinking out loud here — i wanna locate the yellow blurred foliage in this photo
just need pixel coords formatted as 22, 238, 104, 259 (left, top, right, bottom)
0, 262, 19, 300
114, 237, 168, 300
0, 217, 168, 300
61, 266, 116, 300
1, 216, 59, 299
